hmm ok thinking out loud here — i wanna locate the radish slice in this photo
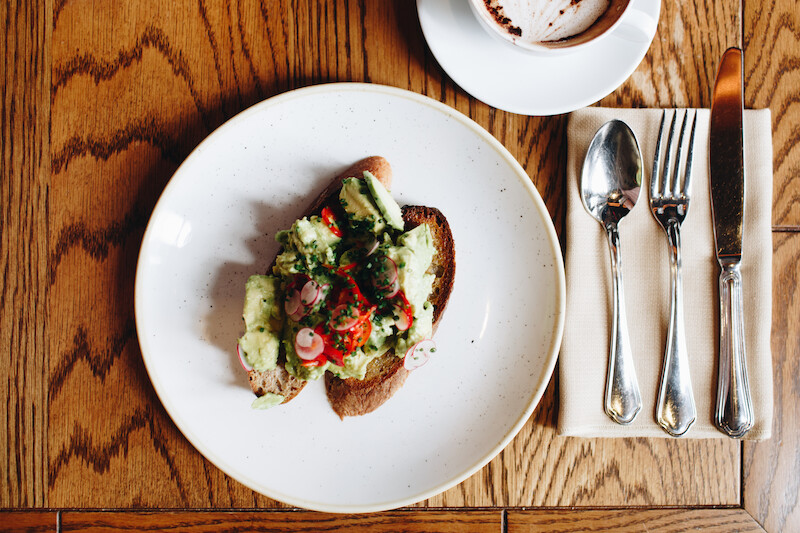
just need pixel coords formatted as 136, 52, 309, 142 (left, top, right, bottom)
309, 283, 329, 308
315, 283, 330, 306
284, 288, 301, 316
365, 238, 379, 256
286, 283, 322, 322
372, 255, 398, 289
237, 343, 253, 372
330, 304, 359, 331
290, 308, 307, 322
295, 328, 324, 360
404, 339, 436, 371
300, 280, 320, 306
393, 302, 411, 331
384, 276, 400, 298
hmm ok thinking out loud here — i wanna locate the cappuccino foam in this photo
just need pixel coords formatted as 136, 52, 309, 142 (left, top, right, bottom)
481, 0, 611, 43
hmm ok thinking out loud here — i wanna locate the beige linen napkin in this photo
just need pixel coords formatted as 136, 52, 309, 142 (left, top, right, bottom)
558, 107, 773, 440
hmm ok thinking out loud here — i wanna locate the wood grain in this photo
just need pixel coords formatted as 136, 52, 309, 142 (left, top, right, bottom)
7, 0, 800, 525
47, 0, 283, 509
41, 0, 744, 509
743, 233, 800, 532
0, 511, 58, 533
60, 510, 500, 532
507, 508, 764, 532
742, 0, 800, 530
743, 0, 800, 227
0, 0, 51, 509
600, 0, 741, 110
422, 375, 739, 508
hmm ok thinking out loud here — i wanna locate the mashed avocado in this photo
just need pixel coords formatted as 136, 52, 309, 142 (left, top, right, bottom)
339, 177, 392, 235
274, 215, 341, 277
238, 275, 283, 371
251, 392, 284, 409
239, 171, 436, 385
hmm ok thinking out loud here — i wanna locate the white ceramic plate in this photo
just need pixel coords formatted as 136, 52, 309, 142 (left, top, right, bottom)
135, 83, 565, 512
417, 0, 661, 116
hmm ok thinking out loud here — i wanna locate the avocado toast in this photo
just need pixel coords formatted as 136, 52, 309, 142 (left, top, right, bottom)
238, 156, 455, 416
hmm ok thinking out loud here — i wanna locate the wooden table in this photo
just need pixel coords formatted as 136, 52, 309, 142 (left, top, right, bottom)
2, 1, 798, 531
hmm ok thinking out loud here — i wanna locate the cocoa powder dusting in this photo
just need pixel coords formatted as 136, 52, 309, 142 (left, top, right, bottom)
482, 0, 522, 37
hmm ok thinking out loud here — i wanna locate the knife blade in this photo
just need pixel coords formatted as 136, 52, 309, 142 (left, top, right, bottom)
709, 47, 754, 438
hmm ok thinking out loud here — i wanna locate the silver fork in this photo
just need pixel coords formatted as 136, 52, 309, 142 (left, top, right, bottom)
650, 110, 698, 437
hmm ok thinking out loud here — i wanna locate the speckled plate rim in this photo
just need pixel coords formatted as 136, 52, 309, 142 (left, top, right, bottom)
134, 82, 565, 513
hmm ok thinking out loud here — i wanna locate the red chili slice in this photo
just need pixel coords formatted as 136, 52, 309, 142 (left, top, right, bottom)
333, 269, 367, 306
347, 318, 372, 351
314, 310, 373, 367
314, 324, 345, 366
321, 206, 343, 238
300, 353, 328, 368
306, 266, 376, 366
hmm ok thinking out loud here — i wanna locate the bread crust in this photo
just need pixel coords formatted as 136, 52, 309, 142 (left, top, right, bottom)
246, 156, 393, 402
325, 354, 410, 418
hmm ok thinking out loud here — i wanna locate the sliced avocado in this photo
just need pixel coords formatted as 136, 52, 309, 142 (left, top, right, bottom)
364, 171, 404, 231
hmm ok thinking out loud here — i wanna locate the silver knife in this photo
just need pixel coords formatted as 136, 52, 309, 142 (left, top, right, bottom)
709, 47, 754, 438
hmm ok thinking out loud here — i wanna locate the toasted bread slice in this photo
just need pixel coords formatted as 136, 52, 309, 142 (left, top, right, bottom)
246, 157, 393, 402
325, 205, 455, 418
248, 362, 306, 402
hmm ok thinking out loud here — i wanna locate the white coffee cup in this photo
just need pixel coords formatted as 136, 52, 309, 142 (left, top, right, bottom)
468, 0, 658, 56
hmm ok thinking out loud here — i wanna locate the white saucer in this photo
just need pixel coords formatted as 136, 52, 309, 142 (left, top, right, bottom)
417, 0, 661, 116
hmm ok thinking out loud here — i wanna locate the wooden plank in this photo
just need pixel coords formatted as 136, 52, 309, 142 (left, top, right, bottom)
0, 0, 52, 508
0, 511, 58, 533
743, 0, 800, 227
742, 0, 800, 527
743, 232, 800, 531
60, 510, 500, 532
424, 376, 738, 507
600, 0, 741, 110
47, 0, 292, 509
507, 508, 763, 532
46, 0, 740, 509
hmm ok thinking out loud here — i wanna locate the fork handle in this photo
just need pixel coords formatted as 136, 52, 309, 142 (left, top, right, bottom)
655, 221, 696, 436
604, 224, 642, 424
715, 262, 754, 438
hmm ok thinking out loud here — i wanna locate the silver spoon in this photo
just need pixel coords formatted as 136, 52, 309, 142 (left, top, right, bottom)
581, 120, 643, 425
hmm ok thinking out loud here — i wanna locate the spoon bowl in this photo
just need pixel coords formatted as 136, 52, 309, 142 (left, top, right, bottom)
582, 120, 643, 225
581, 119, 643, 425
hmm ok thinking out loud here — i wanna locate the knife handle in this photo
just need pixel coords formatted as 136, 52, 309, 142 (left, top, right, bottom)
715, 262, 754, 438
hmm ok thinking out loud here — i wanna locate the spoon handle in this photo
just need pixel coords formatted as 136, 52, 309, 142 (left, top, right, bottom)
655, 220, 696, 436
604, 224, 642, 424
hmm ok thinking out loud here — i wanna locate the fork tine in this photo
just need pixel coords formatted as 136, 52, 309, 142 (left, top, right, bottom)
661, 111, 678, 196
682, 111, 698, 198
650, 110, 667, 199
671, 112, 690, 197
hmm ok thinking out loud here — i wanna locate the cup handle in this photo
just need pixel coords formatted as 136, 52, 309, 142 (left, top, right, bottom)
611, 0, 660, 44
